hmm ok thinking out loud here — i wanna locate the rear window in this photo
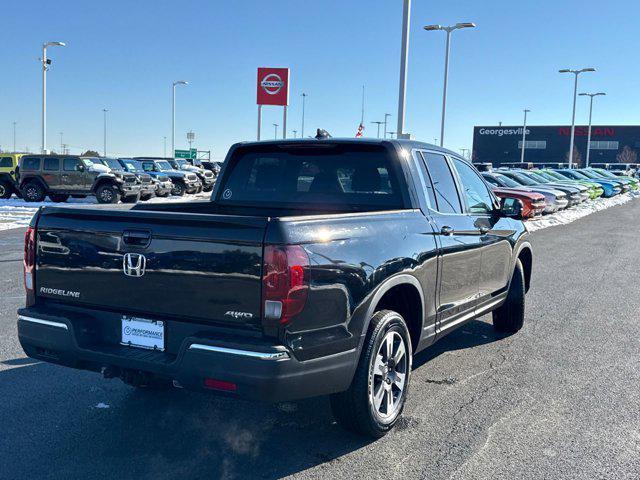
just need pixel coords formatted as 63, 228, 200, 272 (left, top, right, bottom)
0, 157, 12, 168
218, 145, 405, 211
21, 157, 41, 170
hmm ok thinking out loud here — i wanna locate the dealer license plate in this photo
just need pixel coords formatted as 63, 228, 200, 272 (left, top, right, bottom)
121, 316, 165, 351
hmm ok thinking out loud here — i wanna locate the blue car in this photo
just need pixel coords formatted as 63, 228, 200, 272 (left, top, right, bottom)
553, 169, 622, 197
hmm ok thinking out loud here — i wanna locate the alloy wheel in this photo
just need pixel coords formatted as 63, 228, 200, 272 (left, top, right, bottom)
370, 330, 408, 421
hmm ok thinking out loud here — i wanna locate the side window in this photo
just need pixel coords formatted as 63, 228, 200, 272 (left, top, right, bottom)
0, 157, 12, 168
452, 158, 494, 214
21, 157, 41, 170
422, 152, 462, 214
413, 151, 437, 208
63, 158, 80, 171
43, 158, 60, 171
142, 163, 153, 172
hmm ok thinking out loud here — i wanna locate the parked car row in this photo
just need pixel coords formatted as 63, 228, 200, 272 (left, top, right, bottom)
476, 164, 639, 219
0, 153, 220, 203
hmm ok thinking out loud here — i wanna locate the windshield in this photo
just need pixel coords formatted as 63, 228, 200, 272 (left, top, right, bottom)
121, 160, 141, 172
527, 172, 550, 183
218, 145, 405, 211
155, 161, 173, 171
103, 158, 123, 171
81, 158, 97, 167
570, 170, 592, 180
592, 169, 618, 179
494, 174, 521, 188
505, 172, 536, 186
175, 159, 189, 168
535, 171, 559, 182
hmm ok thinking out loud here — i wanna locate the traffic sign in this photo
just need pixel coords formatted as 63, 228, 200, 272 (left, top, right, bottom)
174, 149, 197, 159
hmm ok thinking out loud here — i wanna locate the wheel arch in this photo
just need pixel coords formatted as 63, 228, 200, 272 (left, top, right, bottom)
362, 274, 424, 354
19, 175, 48, 191
515, 242, 533, 293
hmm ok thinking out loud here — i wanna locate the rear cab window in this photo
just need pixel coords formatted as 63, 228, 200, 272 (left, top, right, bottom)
217, 144, 408, 212
0, 157, 13, 168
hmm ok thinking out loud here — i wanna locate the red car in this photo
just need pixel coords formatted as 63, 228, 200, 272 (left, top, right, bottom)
493, 187, 546, 219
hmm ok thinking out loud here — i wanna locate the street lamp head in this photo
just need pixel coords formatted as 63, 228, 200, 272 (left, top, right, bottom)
558, 69, 571, 73
45, 41, 66, 47
524, 109, 531, 113
581, 67, 596, 73
173, 80, 188, 86
423, 24, 442, 31
455, 22, 476, 29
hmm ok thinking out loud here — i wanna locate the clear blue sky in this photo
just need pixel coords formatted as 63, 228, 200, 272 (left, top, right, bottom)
1, 0, 638, 159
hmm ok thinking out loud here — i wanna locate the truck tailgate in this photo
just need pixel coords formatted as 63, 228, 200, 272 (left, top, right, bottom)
34, 207, 266, 330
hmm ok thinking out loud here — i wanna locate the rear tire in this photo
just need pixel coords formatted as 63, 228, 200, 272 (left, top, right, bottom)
0, 181, 12, 199
492, 259, 526, 333
49, 194, 69, 203
95, 184, 121, 204
21, 182, 46, 202
330, 310, 412, 438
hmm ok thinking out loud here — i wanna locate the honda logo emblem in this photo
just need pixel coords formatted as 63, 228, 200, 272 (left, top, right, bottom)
123, 253, 147, 277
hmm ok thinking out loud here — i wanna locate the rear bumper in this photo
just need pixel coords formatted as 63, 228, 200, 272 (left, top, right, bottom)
17, 307, 357, 402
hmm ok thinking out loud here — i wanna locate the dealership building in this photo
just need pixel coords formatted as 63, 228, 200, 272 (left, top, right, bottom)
472, 125, 640, 167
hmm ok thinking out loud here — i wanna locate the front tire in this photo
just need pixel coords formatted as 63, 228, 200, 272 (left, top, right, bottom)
492, 259, 526, 333
95, 184, 121, 204
330, 310, 412, 438
171, 182, 186, 196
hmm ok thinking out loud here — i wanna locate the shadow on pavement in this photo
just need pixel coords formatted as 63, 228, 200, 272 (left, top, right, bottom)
0, 319, 503, 480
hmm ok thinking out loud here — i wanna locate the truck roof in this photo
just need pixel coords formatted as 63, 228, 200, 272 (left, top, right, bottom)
232, 137, 462, 158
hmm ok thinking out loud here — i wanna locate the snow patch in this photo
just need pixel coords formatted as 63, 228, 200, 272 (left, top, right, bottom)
0, 192, 211, 231
94, 402, 110, 409
526, 192, 640, 232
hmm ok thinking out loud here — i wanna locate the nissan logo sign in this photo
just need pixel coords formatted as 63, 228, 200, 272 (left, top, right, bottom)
260, 73, 284, 95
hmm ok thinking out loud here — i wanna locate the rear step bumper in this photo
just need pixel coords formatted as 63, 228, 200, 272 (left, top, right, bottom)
17, 308, 357, 402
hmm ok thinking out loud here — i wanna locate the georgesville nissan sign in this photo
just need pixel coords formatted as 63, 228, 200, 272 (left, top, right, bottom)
257, 67, 290, 106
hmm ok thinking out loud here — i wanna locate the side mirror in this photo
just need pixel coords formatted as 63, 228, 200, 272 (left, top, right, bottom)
499, 197, 524, 220
76, 164, 85, 172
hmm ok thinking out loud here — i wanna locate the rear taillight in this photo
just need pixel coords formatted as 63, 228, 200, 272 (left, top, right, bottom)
262, 245, 309, 326
24, 226, 36, 292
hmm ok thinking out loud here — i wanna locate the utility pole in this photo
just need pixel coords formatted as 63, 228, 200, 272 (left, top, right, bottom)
396, 0, 411, 138
383, 113, 391, 138
559, 68, 596, 168
301, 93, 308, 138
41, 41, 66, 153
579, 92, 606, 167
371, 121, 384, 138
102, 108, 108, 157
520, 109, 530, 163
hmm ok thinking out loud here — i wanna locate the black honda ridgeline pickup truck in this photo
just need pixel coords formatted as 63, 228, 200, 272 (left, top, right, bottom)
18, 137, 532, 437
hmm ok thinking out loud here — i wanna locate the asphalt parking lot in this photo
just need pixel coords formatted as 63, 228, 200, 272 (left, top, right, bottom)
1, 200, 639, 480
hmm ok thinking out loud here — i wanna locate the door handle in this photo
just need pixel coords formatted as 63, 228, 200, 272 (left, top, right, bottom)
440, 226, 453, 236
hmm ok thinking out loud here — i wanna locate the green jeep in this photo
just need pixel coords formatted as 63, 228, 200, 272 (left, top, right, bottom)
0, 153, 24, 198
18, 155, 141, 203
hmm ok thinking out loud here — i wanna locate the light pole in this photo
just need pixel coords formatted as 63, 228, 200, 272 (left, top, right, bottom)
12, 122, 17, 152
383, 113, 391, 138
388, 131, 397, 139
102, 108, 108, 157
292, 130, 298, 138
59, 132, 63, 153
41, 41, 66, 153
172, 80, 188, 158
579, 92, 606, 167
460, 148, 469, 158
396, 0, 411, 138
273, 123, 279, 139
371, 121, 384, 138
520, 109, 530, 163
559, 68, 595, 168
163, 136, 167, 157
424, 22, 476, 147
301, 93, 308, 138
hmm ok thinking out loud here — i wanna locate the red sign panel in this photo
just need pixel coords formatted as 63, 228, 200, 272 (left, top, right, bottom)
257, 67, 290, 106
